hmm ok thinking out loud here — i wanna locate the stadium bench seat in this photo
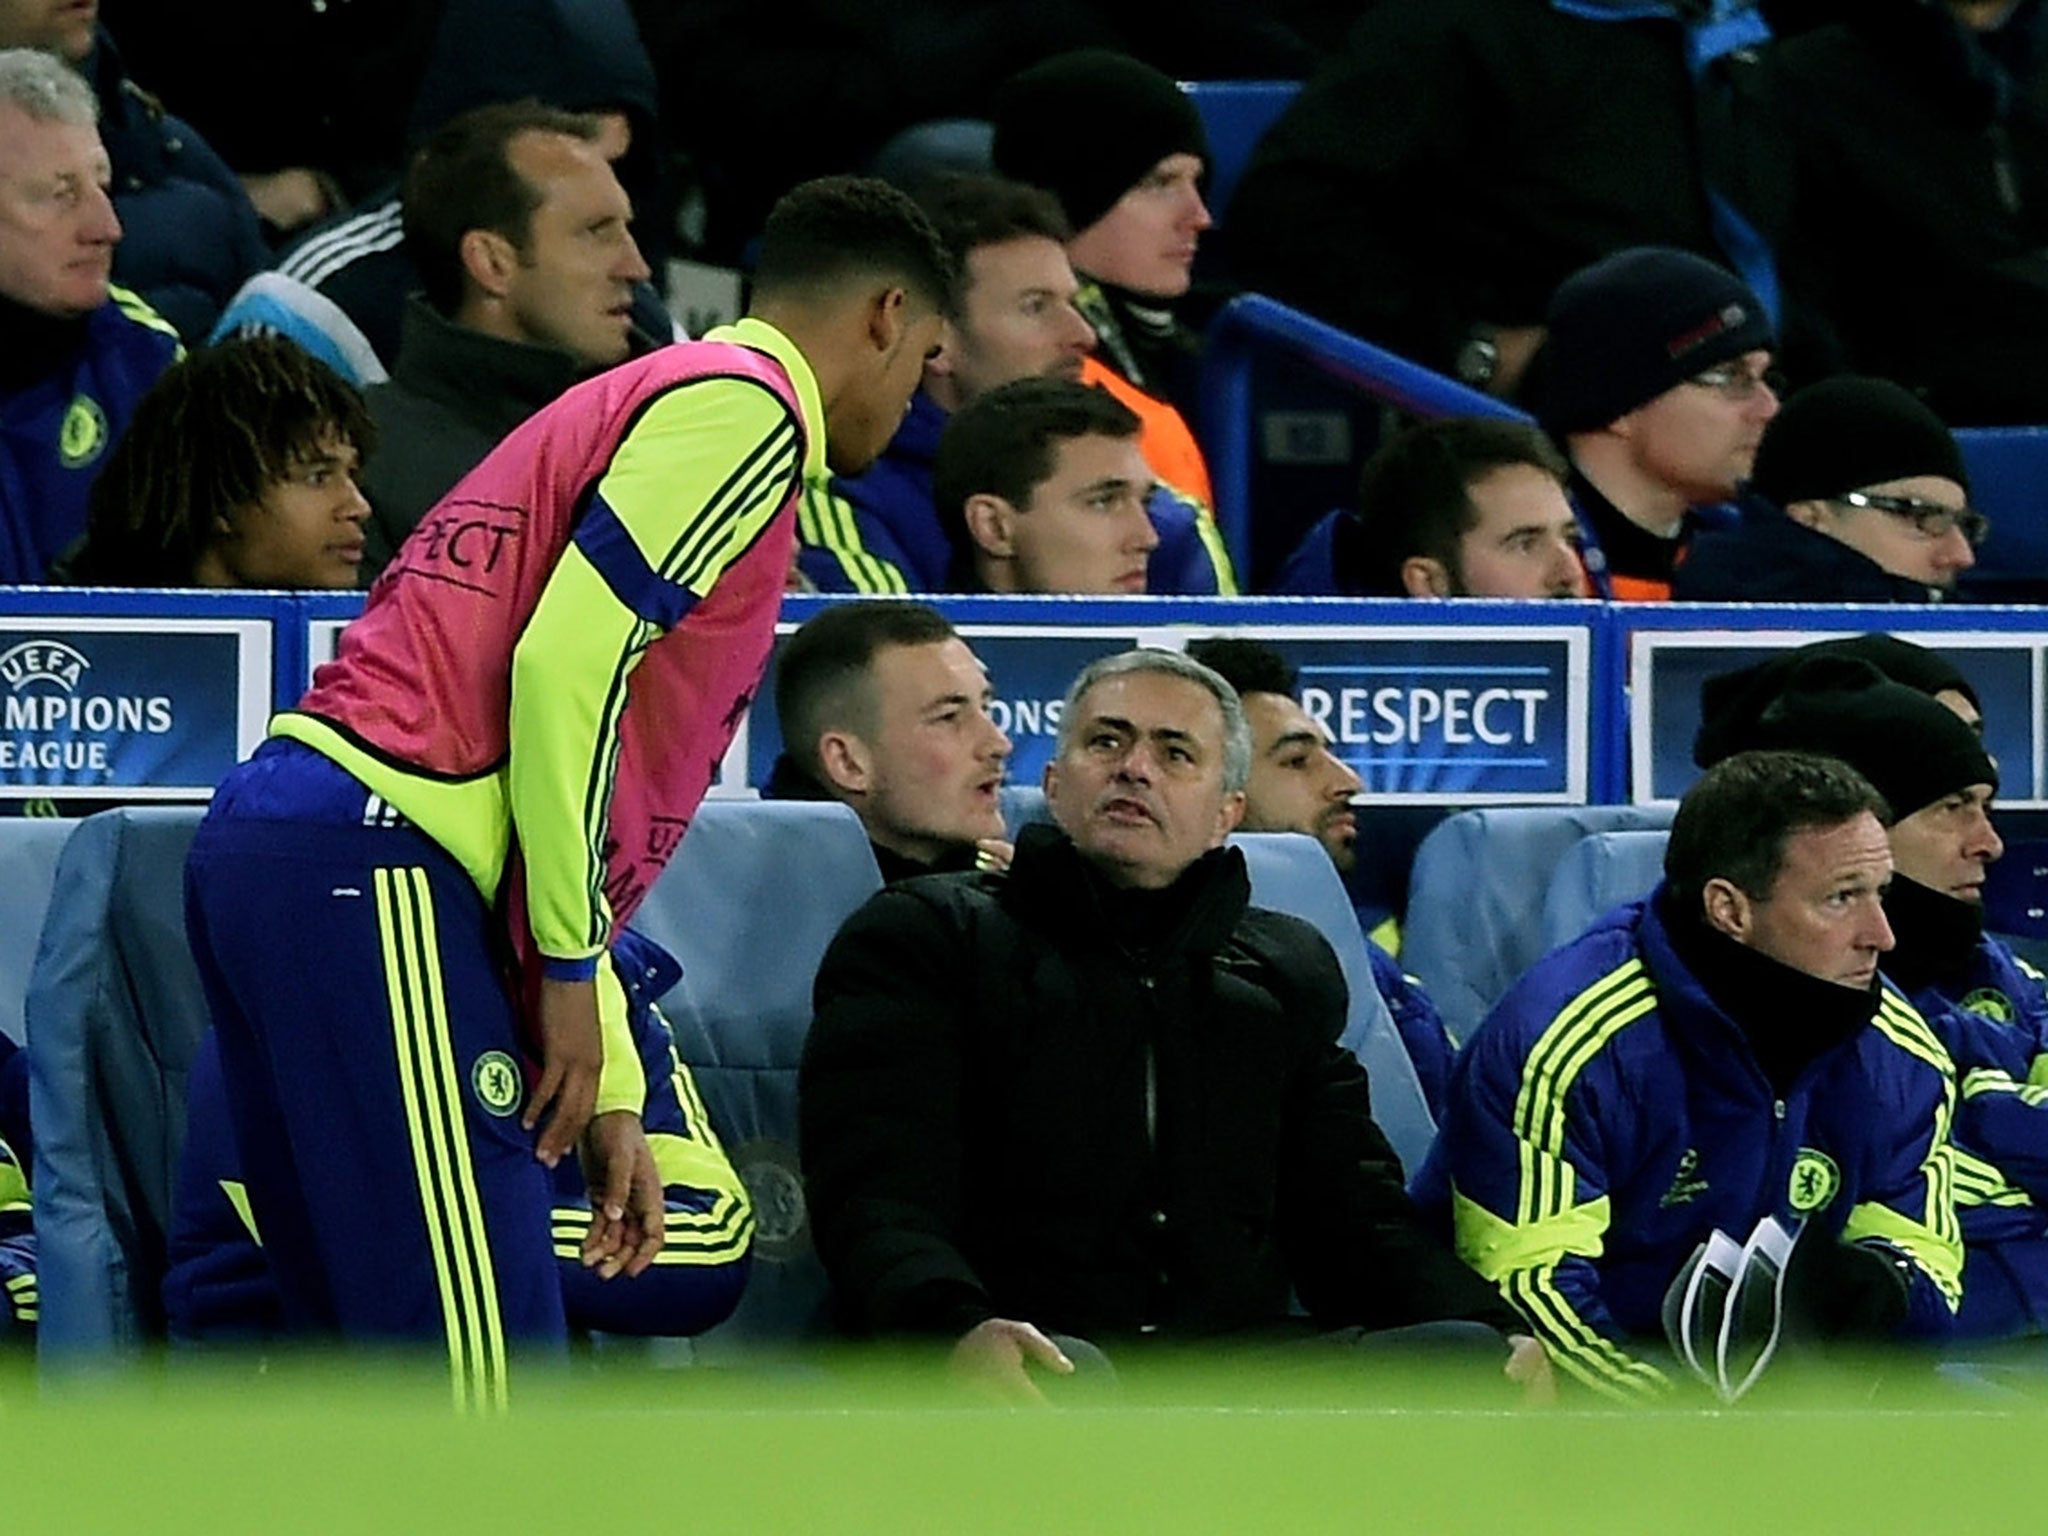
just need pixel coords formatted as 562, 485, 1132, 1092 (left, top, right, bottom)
1540, 829, 1672, 954
28, 807, 209, 1363
629, 798, 883, 1357
0, 817, 76, 1047
1404, 805, 1677, 1045
1232, 831, 1433, 1175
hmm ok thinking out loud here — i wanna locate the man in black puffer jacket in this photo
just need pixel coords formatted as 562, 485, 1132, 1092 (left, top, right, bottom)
800, 647, 1545, 1401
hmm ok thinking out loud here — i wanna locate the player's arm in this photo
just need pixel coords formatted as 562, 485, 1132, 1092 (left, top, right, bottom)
1444, 983, 1673, 1402
1847, 997, 1964, 1336
510, 375, 802, 1118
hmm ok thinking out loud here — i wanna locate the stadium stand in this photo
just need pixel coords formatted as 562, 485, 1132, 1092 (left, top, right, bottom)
1954, 428, 2048, 605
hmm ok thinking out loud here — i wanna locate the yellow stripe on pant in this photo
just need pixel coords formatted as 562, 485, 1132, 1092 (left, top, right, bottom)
376, 867, 510, 1412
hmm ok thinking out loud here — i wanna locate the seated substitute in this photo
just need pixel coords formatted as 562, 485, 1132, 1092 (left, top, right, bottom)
1419, 750, 1962, 1399
1273, 417, 1586, 599
1184, 635, 1455, 1118
1696, 644, 2048, 1340
932, 375, 1166, 595
64, 334, 374, 588
1676, 376, 1982, 603
766, 600, 1012, 882
162, 928, 752, 1345
801, 647, 1548, 1402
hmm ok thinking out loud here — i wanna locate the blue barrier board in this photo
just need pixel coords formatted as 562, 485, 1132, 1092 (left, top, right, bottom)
0, 593, 273, 798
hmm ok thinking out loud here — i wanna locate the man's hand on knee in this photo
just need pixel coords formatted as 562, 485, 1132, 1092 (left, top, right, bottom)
579, 1110, 665, 1280
950, 1318, 1074, 1405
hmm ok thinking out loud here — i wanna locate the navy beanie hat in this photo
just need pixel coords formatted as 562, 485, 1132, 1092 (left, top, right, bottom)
992, 49, 1209, 233
1534, 246, 1774, 434
1749, 375, 1967, 507
1693, 655, 1997, 818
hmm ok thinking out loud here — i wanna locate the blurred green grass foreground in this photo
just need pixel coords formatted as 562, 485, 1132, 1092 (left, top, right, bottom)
8, 1346, 2048, 1534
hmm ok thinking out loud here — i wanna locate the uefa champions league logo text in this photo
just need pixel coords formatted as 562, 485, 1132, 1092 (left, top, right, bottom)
0, 638, 174, 775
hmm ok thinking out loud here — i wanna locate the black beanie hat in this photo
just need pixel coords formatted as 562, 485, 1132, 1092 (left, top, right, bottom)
1533, 246, 1774, 434
1694, 655, 1997, 818
991, 49, 1209, 234
1749, 375, 1967, 507
1694, 636, 1981, 770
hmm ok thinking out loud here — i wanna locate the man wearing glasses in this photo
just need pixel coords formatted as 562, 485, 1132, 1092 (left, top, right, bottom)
1528, 246, 1779, 601
1676, 375, 1982, 603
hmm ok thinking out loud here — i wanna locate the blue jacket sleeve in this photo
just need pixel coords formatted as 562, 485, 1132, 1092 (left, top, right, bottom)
1441, 1008, 1674, 1401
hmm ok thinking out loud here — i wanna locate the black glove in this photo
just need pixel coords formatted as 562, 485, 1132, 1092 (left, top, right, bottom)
1783, 1237, 1912, 1341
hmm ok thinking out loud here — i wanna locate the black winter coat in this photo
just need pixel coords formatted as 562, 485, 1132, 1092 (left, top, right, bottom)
799, 824, 1513, 1344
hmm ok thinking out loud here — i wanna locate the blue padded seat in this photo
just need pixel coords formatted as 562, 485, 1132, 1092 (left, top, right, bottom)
629, 798, 882, 1355
28, 807, 208, 1362
1540, 829, 1672, 954
0, 817, 76, 1046
1404, 805, 1677, 1045
1231, 830, 1435, 1177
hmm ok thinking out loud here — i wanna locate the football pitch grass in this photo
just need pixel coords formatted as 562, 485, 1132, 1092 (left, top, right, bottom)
9, 1349, 2048, 1534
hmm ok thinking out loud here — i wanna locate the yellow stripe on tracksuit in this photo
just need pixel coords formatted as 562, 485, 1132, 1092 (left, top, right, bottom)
1964, 1065, 2048, 1108
548, 1017, 755, 1266
1465, 959, 1671, 1401
4, 1271, 35, 1324
1858, 996, 1964, 1311
796, 474, 911, 594
375, 866, 509, 1413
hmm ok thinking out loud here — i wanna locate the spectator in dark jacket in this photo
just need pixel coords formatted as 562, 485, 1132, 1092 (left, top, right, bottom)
1274, 417, 1586, 600
801, 646, 1551, 1402
356, 101, 653, 578
0, 45, 180, 584
1768, 0, 2048, 424
1228, 0, 1795, 401
1530, 247, 1781, 601
1677, 376, 1981, 603
263, 0, 665, 370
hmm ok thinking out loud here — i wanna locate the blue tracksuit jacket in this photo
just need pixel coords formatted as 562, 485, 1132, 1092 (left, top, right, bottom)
1417, 889, 1961, 1400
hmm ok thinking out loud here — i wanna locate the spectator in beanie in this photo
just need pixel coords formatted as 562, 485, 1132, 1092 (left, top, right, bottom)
992, 49, 1220, 524
1529, 247, 1779, 601
1676, 376, 1981, 603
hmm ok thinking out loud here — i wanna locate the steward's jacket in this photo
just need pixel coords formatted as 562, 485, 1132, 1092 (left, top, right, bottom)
801, 824, 1516, 1343
0, 288, 180, 584
279, 318, 812, 1114
795, 389, 1233, 595
1422, 889, 1962, 1400
1905, 937, 2048, 1337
